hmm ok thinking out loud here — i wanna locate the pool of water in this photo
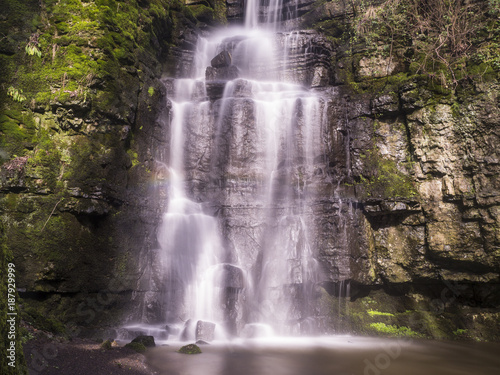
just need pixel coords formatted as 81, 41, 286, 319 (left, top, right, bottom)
146, 336, 500, 375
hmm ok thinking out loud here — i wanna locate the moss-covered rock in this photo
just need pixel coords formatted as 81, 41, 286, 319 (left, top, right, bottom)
178, 343, 202, 354
355, 148, 418, 200
21, 306, 66, 335
131, 335, 156, 347
0, 0, 184, 336
124, 341, 146, 353
100, 339, 112, 349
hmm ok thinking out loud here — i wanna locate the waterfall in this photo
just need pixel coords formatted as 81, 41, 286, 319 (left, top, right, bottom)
245, 0, 298, 30
158, 79, 224, 325
124, 0, 333, 341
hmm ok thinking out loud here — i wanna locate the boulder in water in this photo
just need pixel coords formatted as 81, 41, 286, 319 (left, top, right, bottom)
180, 319, 195, 341
178, 343, 202, 354
195, 320, 216, 342
125, 342, 146, 353
211, 50, 232, 68
205, 65, 239, 81
131, 335, 155, 347
222, 263, 244, 289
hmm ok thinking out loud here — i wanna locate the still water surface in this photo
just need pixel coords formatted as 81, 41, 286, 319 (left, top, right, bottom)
146, 336, 500, 375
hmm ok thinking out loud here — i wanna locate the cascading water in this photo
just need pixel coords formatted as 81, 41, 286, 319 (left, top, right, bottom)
245, 0, 298, 30
157, 79, 225, 327
123, 0, 337, 341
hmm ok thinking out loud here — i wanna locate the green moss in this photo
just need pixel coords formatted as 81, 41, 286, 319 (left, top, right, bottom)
178, 343, 202, 354
190, 4, 214, 23
453, 328, 468, 336
8, 208, 69, 264
312, 18, 345, 41
415, 311, 454, 340
367, 309, 395, 317
27, 136, 63, 192
1, 0, 180, 113
62, 135, 109, 185
356, 148, 417, 199
213, 0, 227, 24
147, 86, 155, 97
125, 342, 146, 353
0, 0, 191, 340
19, 326, 35, 346
127, 148, 139, 168
369, 322, 423, 338
22, 306, 66, 334
0, 110, 36, 156
101, 340, 113, 349
56, 21, 70, 34
4, 194, 19, 211
115, 251, 129, 278
3, 192, 113, 289
184, 1, 227, 25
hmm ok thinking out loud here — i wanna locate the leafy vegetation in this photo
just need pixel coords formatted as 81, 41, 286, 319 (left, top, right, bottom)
351, 0, 500, 86
453, 328, 468, 336
7, 87, 27, 102
367, 309, 395, 317
25, 32, 42, 57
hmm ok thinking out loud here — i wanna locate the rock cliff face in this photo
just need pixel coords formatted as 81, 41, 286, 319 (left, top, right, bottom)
1, 0, 499, 341
302, 0, 500, 339
0, 0, 185, 335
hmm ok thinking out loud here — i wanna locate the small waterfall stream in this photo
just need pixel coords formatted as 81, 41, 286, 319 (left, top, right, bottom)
122, 0, 338, 342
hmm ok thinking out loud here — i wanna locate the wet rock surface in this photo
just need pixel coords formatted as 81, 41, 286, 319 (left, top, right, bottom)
206, 65, 239, 81
211, 51, 232, 68
195, 321, 216, 342
132, 335, 156, 348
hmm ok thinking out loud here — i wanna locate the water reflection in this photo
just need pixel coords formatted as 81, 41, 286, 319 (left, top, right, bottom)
146, 336, 500, 375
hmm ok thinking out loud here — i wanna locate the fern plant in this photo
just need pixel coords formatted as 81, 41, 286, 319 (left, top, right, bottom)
7, 86, 27, 102
25, 43, 42, 57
